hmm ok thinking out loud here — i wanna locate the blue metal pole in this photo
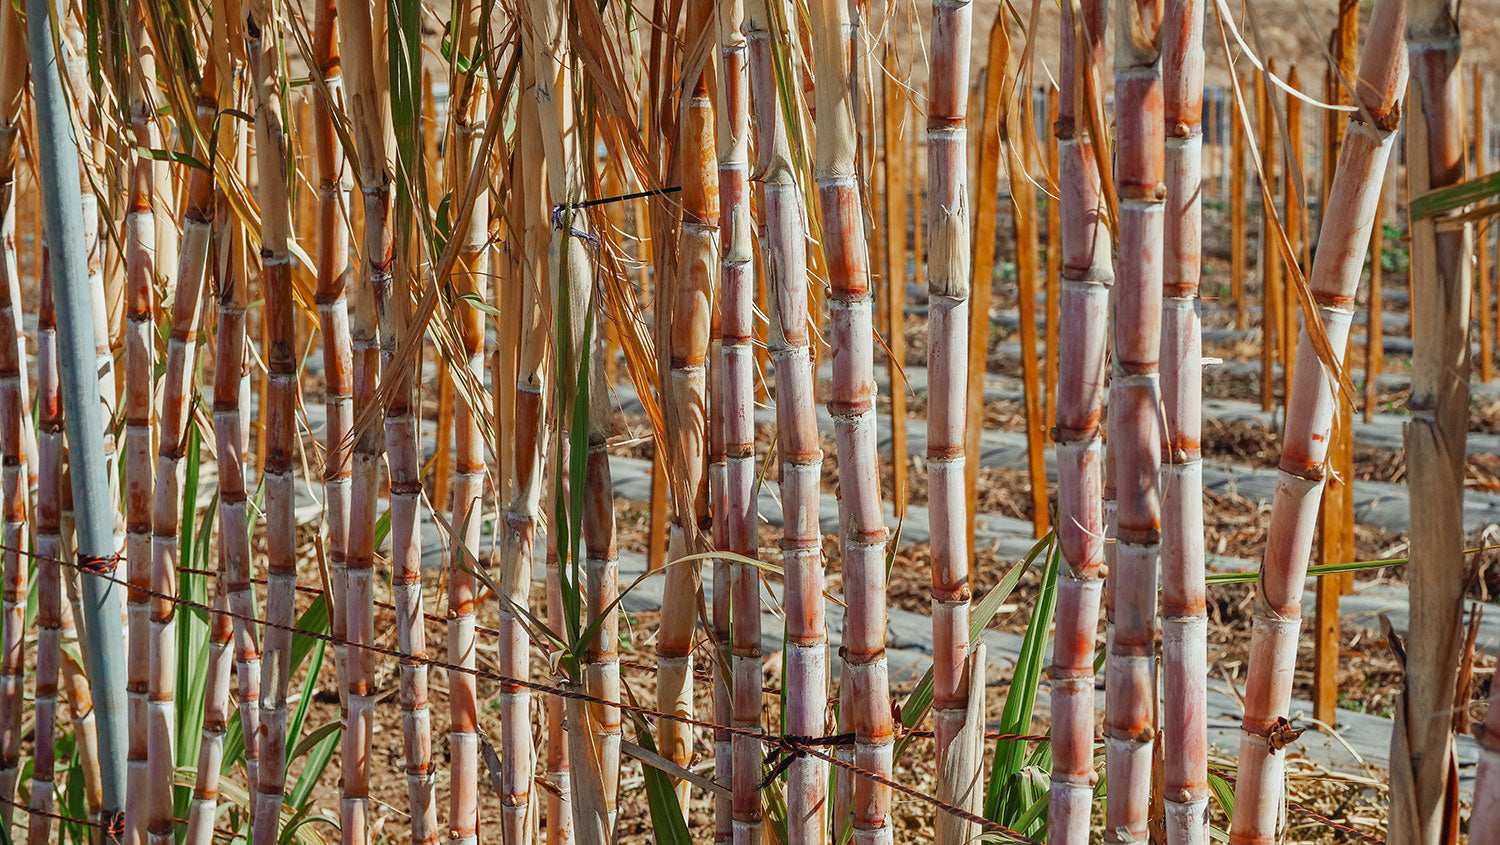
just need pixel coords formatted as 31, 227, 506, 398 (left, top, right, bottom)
25, 0, 129, 829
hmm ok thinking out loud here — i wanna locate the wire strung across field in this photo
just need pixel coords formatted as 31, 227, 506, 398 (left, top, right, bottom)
13, 544, 1043, 845
14, 543, 1391, 843
0, 796, 242, 843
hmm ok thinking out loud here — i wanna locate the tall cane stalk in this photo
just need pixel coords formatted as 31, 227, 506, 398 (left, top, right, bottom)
123, 7, 163, 839
146, 46, 216, 845
926, 1, 985, 839
29, 0, 132, 827
311, 0, 351, 734
28, 248, 60, 845
1048, 0, 1113, 835
334, 0, 393, 835
1390, 0, 1470, 840
188, 135, 250, 845
497, 49, 550, 845
1228, 1, 1407, 838
1105, 0, 1165, 839
718, 0, 762, 838
212, 68, 259, 826
1161, 0, 1207, 840
811, 0, 893, 840
0, 0, 27, 811
656, 0, 718, 808
746, 1, 827, 839
446, 0, 487, 837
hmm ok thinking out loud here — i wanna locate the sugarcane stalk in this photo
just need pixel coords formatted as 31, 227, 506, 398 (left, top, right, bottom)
28, 250, 61, 845
1473, 666, 1500, 840
1228, 0, 1406, 837
0, 2, 25, 814
651, 3, 719, 813
29, 0, 132, 827
123, 6, 163, 840
1048, 0, 1113, 837
1389, 0, 1470, 841
497, 51, 550, 844
1105, 0, 1165, 839
210, 67, 260, 823
580, 354, 621, 835
334, 0, 393, 836
719, 1, 761, 838
1045, 86, 1062, 429
747, 1, 827, 839
446, 4, 486, 841
1160, 0, 1207, 839
710, 107, 733, 845
145, 48, 216, 845
311, 0, 351, 731
811, 0, 893, 840
926, 1, 984, 839
187, 102, 248, 825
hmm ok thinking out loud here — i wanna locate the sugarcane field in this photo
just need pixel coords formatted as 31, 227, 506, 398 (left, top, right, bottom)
10, 0, 1500, 841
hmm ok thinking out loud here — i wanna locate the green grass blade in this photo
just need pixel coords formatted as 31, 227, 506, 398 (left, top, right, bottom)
985, 538, 1061, 823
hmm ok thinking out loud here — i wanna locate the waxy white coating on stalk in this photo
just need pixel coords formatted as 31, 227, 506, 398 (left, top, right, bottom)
746, 0, 828, 840
1106, 0, 1166, 839
810, 0, 894, 840
1229, 0, 1407, 838
925, 0, 985, 838
1049, 0, 1114, 836
718, 1, 763, 838
1160, 0, 1209, 839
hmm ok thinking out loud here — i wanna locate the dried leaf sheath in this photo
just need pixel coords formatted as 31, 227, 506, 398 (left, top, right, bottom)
1228, 1, 1407, 838
1160, 0, 1209, 840
1049, 0, 1113, 836
810, 0, 894, 841
717, 1, 762, 839
1390, 0, 1470, 840
746, 0, 827, 839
